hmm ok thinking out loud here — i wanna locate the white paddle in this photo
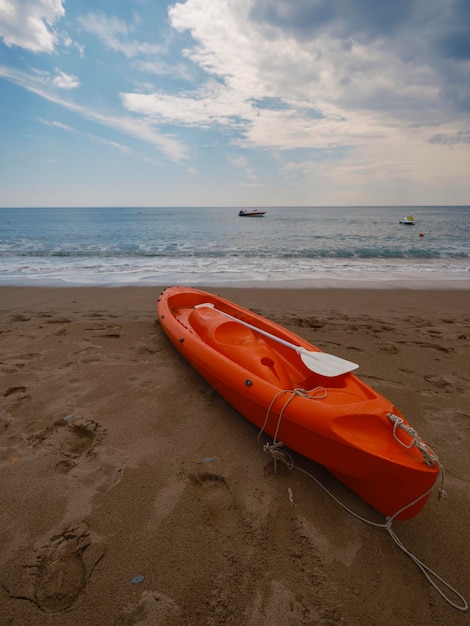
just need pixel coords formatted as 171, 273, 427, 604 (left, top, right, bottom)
195, 303, 359, 377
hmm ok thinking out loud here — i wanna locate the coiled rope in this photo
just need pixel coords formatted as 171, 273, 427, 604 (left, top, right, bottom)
259, 388, 468, 612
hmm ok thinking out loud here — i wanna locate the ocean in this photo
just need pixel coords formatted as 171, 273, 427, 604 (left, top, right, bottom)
0, 206, 469, 288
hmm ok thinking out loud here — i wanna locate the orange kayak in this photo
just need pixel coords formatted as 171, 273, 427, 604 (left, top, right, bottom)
157, 286, 440, 520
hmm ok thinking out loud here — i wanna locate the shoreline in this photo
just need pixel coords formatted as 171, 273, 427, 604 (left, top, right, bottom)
0, 274, 469, 291
1, 285, 468, 624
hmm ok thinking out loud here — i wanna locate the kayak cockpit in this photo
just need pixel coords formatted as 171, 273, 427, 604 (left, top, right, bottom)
173, 304, 370, 395
186, 306, 296, 387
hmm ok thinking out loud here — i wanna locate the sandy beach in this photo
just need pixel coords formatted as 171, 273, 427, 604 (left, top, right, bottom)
0, 286, 469, 625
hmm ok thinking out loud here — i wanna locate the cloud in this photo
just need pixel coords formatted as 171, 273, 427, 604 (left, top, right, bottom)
436, 0, 470, 61
78, 12, 162, 58
250, 0, 414, 41
121, 80, 253, 128
429, 130, 470, 145
168, 0, 262, 95
119, 0, 423, 152
0, 64, 189, 161
52, 69, 79, 89
134, 59, 196, 81
438, 29, 470, 61
250, 0, 470, 114
61, 31, 85, 58
117, 0, 468, 155
7, 64, 79, 90
0, 0, 65, 53
38, 118, 75, 132
37, 118, 167, 167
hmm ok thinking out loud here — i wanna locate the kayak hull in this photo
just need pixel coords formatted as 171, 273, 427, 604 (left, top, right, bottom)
157, 286, 439, 520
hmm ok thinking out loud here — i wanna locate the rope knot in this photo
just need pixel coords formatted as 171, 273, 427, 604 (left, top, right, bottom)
258, 387, 327, 473
263, 441, 294, 472
386, 412, 439, 467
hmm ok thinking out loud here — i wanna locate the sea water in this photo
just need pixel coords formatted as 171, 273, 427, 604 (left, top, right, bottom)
0, 206, 469, 288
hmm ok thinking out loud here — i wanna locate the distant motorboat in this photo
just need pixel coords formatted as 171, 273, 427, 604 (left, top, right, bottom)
239, 209, 266, 217
399, 215, 415, 225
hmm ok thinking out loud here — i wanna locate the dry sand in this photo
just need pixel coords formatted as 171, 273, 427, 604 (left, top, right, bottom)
0, 286, 469, 625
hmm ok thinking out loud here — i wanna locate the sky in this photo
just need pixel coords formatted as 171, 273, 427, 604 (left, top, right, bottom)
0, 0, 469, 208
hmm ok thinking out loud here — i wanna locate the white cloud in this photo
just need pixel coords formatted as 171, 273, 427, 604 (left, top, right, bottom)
134, 59, 195, 81
117, 0, 461, 158
39, 118, 75, 132
0, 0, 65, 53
39, 116, 154, 158
280, 126, 470, 204
121, 0, 468, 156
121, 80, 252, 128
134, 0, 467, 198
61, 31, 85, 57
0, 64, 189, 162
78, 12, 162, 58
169, 0, 259, 93
52, 69, 79, 89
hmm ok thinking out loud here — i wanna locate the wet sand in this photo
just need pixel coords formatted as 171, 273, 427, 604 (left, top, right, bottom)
0, 286, 469, 625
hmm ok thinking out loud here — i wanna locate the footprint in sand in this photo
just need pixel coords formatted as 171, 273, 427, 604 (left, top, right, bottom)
84, 323, 122, 339
73, 345, 103, 365
2, 385, 30, 407
115, 591, 180, 625
20, 418, 123, 491
44, 316, 71, 325
49, 419, 123, 491
9, 314, 31, 322
2, 353, 42, 373
3, 385, 28, 398
378, 343, 399, 355
191, 473, 239, 534
406, 340, 453, 354
7, 522, 104, 613
0, 414, 98, 465
25, 418, 102, 459
86, 311, 119, 320
54, 420, 97, 458
55, 459, 77, 474
420, 374, 469, 396
289, 316, 324, 330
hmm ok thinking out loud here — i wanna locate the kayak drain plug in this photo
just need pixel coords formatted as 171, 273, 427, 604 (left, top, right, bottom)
245, 379, 253, 386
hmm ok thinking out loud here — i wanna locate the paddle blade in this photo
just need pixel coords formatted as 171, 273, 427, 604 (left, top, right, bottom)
299, 349, 358, 377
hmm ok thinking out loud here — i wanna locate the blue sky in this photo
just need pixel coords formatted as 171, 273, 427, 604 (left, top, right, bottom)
0, 0, 469, 207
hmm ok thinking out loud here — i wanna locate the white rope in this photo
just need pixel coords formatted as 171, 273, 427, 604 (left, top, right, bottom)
387, 412, 439, 467
294, 462, 468, 611
258, 387, 326, 474
259, 389, 468, 612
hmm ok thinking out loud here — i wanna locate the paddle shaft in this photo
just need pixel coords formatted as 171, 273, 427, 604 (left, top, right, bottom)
195, 303, 358, 376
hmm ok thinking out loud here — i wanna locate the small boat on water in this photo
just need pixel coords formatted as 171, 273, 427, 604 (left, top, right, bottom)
157, 286, 440, 521
399, 215, 415, 225
238, 209, 266, 217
